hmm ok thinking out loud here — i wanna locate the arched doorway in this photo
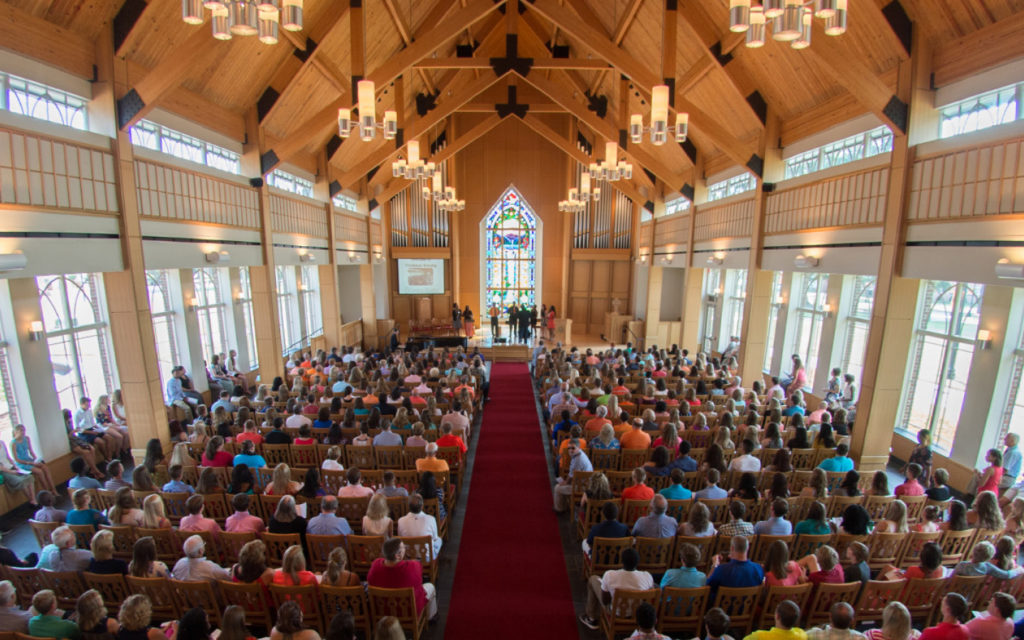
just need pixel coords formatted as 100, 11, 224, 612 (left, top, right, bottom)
480, 186, 542, 320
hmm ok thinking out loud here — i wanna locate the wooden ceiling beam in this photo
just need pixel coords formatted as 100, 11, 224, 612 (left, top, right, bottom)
0, 3, 94, 79
382, 0, 437, 94
113, 0, 160, 57
332, 70, 512, 188
459, 102, 563, 112
260, 97, 347, 175
116, 27, 222, 130
933, 10, 1024, 87
413, 58, 611, 70
517, 71, 685, 192
519, 113, 646, 203
780, 93, 872, 148
805, 20, 909, 134
587, 0, 644, 94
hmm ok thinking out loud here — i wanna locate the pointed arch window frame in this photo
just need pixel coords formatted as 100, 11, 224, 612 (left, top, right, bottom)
478, 186, 543, 320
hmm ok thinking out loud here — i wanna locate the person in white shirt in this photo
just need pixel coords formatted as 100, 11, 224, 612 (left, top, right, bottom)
396, 494, 442, 557
579, 548, 654, 630
171, 535, 229, 582
321, 446, 344, 471
284, 406, 312, 429
727, 440, 761, 473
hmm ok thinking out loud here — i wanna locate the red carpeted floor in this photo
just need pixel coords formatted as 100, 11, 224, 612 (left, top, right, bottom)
444, 362, 578, 638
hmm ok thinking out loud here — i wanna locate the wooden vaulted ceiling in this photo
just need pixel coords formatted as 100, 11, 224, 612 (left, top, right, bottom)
4, 0, 1024, 200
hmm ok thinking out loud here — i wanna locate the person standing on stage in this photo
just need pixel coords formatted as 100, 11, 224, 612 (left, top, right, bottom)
530, 305, 539, 338
519, 305, 532, 342
463, 306, 475, 339
546, 305, 557, 341
451, 303, 461, 335
508, 303, 519, 342
489, 303, 500, 339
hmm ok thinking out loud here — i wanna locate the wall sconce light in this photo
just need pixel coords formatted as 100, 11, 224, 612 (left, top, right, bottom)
978, 329, 993, 349
204, 251, 230, 264
0, 253, 27, 272
28, 320, 43, 341
188, 297, 199, 310
706, 293, 718, 303
822, 303, 834, 318
638, 253, 647, 263
660, 256, 671, 265
774, 295, 786, 305
794, 254, 819, 268
996, 259, 1024, 279
299, 253, 315, 263
348, 253, 358, 263
706, 255, 724, 266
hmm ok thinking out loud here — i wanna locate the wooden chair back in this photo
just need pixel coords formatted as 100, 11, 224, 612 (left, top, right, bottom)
219, 531, 257, 565
622, 500, 650, 528
4, 568, 42, 608
898, 531, 943, 569
827, 495, 863, 519
336, 496, 370, 533
367, 586, 428, 640
900, 578, 947, 624
853, 579, 907, 625
290, 445, 319, 468
374, 446, 405, 469
66, 524, 96, 549
634, 536, 675, 575
577, 498, 613, 541
397, 535, 438, 584
939, 529, 976, 566
945, 575, 989, 613
831, 534, 869, 561
268, 582, 320, 625
902, 495, 927, 523
98, 524, 137, 560
37, 569, 86, 610
261, 444, 292, 467
712, 585, 762, 636
868, 533, 909, 570
805, 582, 862, 627
260, 532, 301, 565
161, 493, 190, 523
345, 445, 375, 469
757, 584, 813, 630
386, 495, 410, 520
170, 579, 222, 627
217, 580, 273, 632
319, 585, 371, 639
347, 535, 386, 578
586, 537, 634, 579
602, 588, 661, 640
590, 448, 619, 471
306, 534, 347, 572
792, 534, 832, 559
81, 572, 129, 609
675, 535, 716, 572
658, 586, 710, 636
751, 535, 795, 565
864, 495, 895, 521
620, 449, 650, 470
665, 499, 692, 523
27, 520, 59, 548
125, 576, 179, 622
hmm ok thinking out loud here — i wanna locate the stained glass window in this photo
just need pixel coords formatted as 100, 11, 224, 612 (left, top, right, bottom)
485, 188, 537, 313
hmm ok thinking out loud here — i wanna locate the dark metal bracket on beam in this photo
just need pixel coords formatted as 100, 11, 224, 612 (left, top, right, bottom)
113, 0, 148, 54
496, 85, 529, 118
257, 87, 280, 122
116, 89, 144, 130
585, 91, 608, 119
490, 34, 533, 76
681, 183, 695, 201
883, 95, 909, 134
293, 37, 318, 63
746, 154, 764, 178
416, 90, 440, 116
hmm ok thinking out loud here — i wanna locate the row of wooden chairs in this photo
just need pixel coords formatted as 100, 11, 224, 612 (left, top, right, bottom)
582, 526, 990, 582
562, 445, 840, 474
0, 564, 432, 640
182, 442, 464, 476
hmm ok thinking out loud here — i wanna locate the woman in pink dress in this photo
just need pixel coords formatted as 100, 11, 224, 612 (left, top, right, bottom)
463, 306, 475, 338
546, 305, 556, 340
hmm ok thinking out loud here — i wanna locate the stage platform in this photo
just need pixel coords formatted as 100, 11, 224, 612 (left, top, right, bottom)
403, 332, 612, 362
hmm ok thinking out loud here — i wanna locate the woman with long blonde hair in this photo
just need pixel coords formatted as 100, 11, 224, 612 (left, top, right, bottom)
320, 547, 360, 586
141, 494, 171, 529
362, 493, 393, 537
265, 463, 301, 496
272, 545, 316, 586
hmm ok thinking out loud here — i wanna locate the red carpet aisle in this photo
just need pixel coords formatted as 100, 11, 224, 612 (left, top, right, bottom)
444, 363, 578, 638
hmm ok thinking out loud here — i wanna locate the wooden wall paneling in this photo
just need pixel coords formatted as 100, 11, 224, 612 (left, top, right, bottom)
134, 158, 260, 228
765, 166, 890, 233
693, 197, 755, 242
269, 193, 329, 238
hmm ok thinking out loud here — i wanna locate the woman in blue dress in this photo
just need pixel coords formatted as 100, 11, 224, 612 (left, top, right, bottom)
12, 424, 57, 494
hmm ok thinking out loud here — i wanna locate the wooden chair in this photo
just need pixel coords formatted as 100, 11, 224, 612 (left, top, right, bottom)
974, 528, 1003, 547
67, 523, 96, 549
792, 534, 833, 560
867, 533, 909, 570
899, 578, 946, 624
578, 498, 614, 541
805, 582, 862, 627
336, 497, 371, 533
319, 585, 371, 639
674, 535, 716, 572
943, 575, 989, 614
219, 531, 257, 565
757, 584, 813, 630
588, 583, 652, 639
367, 586, 428, 640
853, 579, 907, 626
571, 471, 596, 504
832, 534, 869, 561
700, 499, 730, 523
374, 446, 405, 469
161, 493, 191, 524
347, 535, 385, 578
898, 531, 943, 569
751, 535, 795, 565
200, 493, 231, 523
939, 529, 976, 566
622, 500, 650, 528
634, 537, 675, 576
385, 496, 410, 521
658, 586, 709, 637
321, 470, 347, 495
170, 579, 222, 628
620, 449, 650, 471
98, 524, 137, 560
712, 585, 762, 636
398, 535, 438, 584
95, 489, 118, 512
269, 583, 320, 624
306, 534, 347, 572
37, 569, 86, 610
261, 444, 292, 467
4, 568, 42, 608
82, 572, 129, 610
790, 449, 816, 469
217, 580, 274, 632
606, 471, 633, 495
584, 537, 634, 579
590, 448, 620, 471
345, 445, 375, 470
864, 495, 895, 521
27, 520, 59, 548
258, 494, 283, 522
290, 445, 319, 469
260, 532, 301, 565
665, 499, 691, 523
827, 495, 863, 519
125, 576, 179, 622
902, 495, 927, 523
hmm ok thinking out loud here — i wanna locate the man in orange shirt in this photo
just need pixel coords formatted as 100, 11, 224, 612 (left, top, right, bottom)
235, 420, 264, 446
415, 443, 450, 474
620, 418, 652, 450
584, 405, 611, 438
621, 467, 654, 504
436, 424, 467, 457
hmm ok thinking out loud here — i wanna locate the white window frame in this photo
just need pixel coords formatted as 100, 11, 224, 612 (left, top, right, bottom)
146, 269, 181, 389
299, 265, 323, 340
722, 269, 747, 352
763, 271, 784, 373
192, 268, 229, 361
276, 265, 299, 355
36, 273, 118, 410
129, 119, 241, 174
898, 280, 985, 455
939, 81, 1022, 140
236, 267, 258, 370
838, 275, 876, 385
788, 272, 830, 388
700, 269, 722, 354
1, 71, 88, 131
707, 174, 756, 202
267, 169, 315, 198
784, 125, 893, 179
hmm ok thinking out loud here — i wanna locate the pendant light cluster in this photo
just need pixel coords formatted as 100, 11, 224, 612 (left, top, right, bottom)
338, 81, 398, 142
729, 0, 848, 50
589, 142, 633, 183
630, 85, 688, 146
390, 140, 465, 213
181, 0, 303, 44
558, 172, 600, 213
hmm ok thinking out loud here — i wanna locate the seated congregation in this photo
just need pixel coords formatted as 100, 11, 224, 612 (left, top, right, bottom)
536, 342, 1024, 639
4, 343, 487, 640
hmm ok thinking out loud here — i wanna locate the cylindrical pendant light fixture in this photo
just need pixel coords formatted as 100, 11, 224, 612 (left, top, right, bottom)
630, 114, 643, 144
211, 3, 232, 39
605, 141, 617, 167
773, 1, 802, 41
746, 6, 766, 47
357, 80, 376, 141
229, 0, 257, 35
824, 0, 847, 35
729, 0, 751, 32
791, 8, 813, 49
675, 112, 689, 142
281, 0, 303, 31
183, 0, 204, 25
382, 110, 397, 140
763, 0, 785, 19
815, 0, 838, 18
407, 139, 420, 165
257, 5, 279, 44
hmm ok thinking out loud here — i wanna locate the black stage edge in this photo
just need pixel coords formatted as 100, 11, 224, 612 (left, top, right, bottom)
407, 335, 468, 350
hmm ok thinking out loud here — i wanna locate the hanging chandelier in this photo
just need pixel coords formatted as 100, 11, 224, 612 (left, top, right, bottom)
729, 1, 847, 50
423, 174, 465, 212
630, 85, 688, 146
589, 142, 633, 183
391, 140, 436, 180
338, 80, 398, 142
182, 1, 303, 44
558, 173, 600, 213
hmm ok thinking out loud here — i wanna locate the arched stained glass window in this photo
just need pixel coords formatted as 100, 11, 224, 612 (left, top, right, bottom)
485, 188, 537, 312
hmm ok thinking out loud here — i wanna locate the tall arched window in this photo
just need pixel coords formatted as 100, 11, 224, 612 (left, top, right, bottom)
37, 273, 118, 410
192, 268, 227, 361
146, 270, 179, 388
484, 188, 537, 313
900, 280, 984, 454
